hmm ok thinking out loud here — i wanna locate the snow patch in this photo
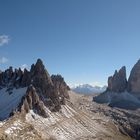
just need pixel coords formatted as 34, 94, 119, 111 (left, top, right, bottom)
5, 120, 22, 135
0, 87, 27, 120
26, 104, 114, 140
0, 121, 5, 127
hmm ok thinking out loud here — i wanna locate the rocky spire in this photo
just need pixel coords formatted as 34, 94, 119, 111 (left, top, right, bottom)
18, 85, 48, 118
107, 66, 127, 92
30, 59, 61, 111
0, 58, 70, 118
31, 58, 53, 85
21, 68, 31, 87
31, 59, 45, 74
127, 59, 140, 93
51, 74, 70, 104
30, 59, 55, 97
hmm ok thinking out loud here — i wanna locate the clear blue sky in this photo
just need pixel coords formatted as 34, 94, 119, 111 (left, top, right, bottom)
0, 0, 140, 86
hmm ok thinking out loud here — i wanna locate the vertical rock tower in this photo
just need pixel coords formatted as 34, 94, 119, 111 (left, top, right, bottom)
107, 66, 127, 92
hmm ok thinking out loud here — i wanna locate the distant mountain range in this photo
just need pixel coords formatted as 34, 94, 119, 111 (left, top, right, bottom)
71, 84, 107, 94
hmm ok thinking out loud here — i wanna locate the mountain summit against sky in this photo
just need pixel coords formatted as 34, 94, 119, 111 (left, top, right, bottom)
0, 59, 131, 140
0, 59, 70, 120
93, 59, 140, 109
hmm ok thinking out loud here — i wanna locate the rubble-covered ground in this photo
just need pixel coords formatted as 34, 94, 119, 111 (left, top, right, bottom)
0, 113, 42, 140
72, 91, 140, 140
0, 91, 135, 140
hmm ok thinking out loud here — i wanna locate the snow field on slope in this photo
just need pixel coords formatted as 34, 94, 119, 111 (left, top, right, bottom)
0, 87, 27, 119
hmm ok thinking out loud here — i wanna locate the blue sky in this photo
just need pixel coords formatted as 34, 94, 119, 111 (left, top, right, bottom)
0, 0, 140, 86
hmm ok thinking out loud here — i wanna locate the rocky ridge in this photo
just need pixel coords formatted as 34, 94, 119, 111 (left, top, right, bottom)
93, 59, 140, 139
107, 59, 140, 94
94, 59, 140, 107
0, 59, 70, 120
107, 66, 127, 92
128, 60, 140, 99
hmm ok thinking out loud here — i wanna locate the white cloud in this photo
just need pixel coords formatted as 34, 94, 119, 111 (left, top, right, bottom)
21, 64, 28, 70
0, 35, 10, 46
0, 57, 8, 64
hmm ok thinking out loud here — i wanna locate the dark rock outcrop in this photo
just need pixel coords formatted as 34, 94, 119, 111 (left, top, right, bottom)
107, 66, 127, 92
0, 58, 70, 118
51, 74, 70, 104
0, 67, 24, 88
128, 59, 140, 94
93, 60, 140, 139
21, 69, 31, 87
93, 65, 140, 110
30, 59, 61, 111
19, 85, 48, 118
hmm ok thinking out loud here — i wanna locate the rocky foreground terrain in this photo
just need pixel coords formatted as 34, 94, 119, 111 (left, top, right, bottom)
0, 59, 140, 140
0, 91, 132, 140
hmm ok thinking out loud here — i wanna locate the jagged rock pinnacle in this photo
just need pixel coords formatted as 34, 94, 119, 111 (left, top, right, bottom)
107, 66, 127, 92
0, 58, 70, 119
128, 59, 140, 93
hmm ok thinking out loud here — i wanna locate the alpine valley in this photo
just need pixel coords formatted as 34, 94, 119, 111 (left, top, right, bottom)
0, 59, 140, 140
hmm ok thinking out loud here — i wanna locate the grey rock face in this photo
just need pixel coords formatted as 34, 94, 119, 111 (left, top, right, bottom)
30, 59, 61, 112
19, 85, 48, 118
51, 74, 70, 105
30, 59, 54, 97
94, 60, 140, 111
0, 67, 25, 88
128, 59, 140, 94
107, 66, 127, 92
0, 59, 70, 117
21, 69, 31, 87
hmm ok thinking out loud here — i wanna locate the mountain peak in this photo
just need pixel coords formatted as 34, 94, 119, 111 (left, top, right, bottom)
107, 66, 127, 92
35, 59, 44, 68
0, 59, 70, 120
36, 58, 43, 64
128, 59, 140, 93
31, 58, 45, 74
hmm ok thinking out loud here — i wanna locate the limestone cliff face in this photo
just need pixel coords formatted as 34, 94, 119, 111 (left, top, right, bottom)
127, 60, 140, 100
19, 85, 48, 118
107, 60, 140, 94
107, 66, 127, 92
51, 74, 70, 105
94, 60, 140, 110
0, 59, 70, 118
29, 59, 61, 112
127, 59, 140, 94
